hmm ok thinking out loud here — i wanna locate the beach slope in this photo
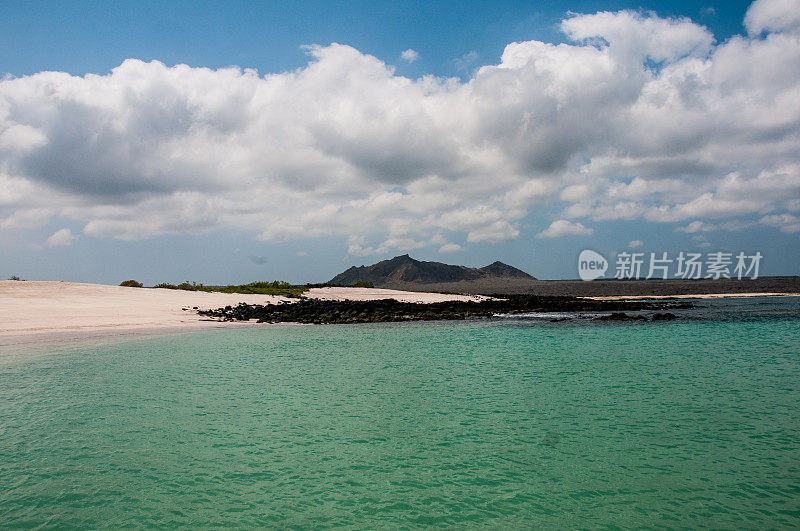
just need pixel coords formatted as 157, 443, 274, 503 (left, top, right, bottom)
0, 281, 485, 343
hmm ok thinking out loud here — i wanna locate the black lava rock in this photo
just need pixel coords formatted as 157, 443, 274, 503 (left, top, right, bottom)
197, 295, 683, 325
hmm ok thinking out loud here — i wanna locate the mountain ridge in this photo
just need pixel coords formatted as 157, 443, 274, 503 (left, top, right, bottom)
329, 254, 535, 286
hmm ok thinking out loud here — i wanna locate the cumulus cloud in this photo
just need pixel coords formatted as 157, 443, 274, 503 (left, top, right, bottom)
745, 0, 800, 34
46, 228, 77, 246
535, 220, 594, 238
400, 49, 419, 63
0, 207, 53, 229
439, 243, 464, 253
760, 213, 800, 233
0, 0, 799, 253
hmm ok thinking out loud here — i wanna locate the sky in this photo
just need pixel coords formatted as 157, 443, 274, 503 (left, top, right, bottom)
0, 0, 798, 283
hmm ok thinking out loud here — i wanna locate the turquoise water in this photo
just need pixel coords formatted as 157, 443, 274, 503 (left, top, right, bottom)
1, 298, 799, 528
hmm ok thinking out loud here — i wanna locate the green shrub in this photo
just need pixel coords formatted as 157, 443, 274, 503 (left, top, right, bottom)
213, 281, 307, 297
353, 280, 374, 288
153, 280, 307, 297
119, 280, 143, 287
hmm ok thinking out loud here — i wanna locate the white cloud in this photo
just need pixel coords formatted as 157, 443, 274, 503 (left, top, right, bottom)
760, 213, 800, 233
439, 243, 464, 253
676, 219, 756, 232
455, 51, 478, 71
676, 220, 717, 233
745, 0, 800, 34
0, 208, 53, 229
0, 124, 47, 153
46, 228, 77, 246
535, 220, 594, 238
1, 0, 799, 255
561, 9, 714, 62
629, 239, 644, 248
400, 49, 419, 63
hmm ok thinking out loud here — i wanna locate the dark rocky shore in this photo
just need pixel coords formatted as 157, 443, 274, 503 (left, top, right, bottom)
197, 295, 687, 325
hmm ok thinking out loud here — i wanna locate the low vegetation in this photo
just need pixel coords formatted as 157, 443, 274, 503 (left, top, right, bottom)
353, 280, 374, 288
119, 280, 143, 287
153, 282, 195, 290
207, 281, 307, 297
152, 280, 307, 297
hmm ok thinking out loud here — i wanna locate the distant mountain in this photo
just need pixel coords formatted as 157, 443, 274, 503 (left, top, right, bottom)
329, 254, 535, 286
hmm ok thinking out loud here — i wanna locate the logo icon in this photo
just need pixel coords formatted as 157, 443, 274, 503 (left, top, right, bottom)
578, 249, 608, 281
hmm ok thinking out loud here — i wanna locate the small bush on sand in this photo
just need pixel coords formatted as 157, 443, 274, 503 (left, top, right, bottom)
152, 280, 307, 297
9, 275, 22, 281
353, 280, 374, 288
119, 280, 143, 288
153, 281, 203, 291
207, 281, 307, 297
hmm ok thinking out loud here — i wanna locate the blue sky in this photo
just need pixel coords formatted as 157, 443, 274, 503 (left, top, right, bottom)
0, 0, 798, 283
1, 1, 754, 77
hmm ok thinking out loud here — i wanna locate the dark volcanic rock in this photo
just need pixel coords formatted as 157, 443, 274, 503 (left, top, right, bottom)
651, 312, 677, 321
198, 295, 681, 325
595, 312, 648, 321
328, 254, 535, 286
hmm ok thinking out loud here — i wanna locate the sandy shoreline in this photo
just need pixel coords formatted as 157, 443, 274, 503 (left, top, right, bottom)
0, 281, 486, 346
1, 281, 795, 348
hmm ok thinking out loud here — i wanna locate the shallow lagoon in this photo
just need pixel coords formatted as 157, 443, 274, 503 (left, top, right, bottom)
2, 298, 799, 527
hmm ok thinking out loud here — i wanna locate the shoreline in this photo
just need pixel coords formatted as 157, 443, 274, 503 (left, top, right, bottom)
583, 292, 800, 301
196, 294, 680, 325
0, 321, 320, 353
0, 281, 486, 348
2, 281, 797, 349
0, 321, 258, 350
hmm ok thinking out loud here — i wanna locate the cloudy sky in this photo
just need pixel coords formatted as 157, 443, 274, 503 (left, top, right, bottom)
1, 0, 798, 283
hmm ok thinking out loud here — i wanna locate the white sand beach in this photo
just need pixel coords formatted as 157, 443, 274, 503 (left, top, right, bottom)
0, 281, 486, 343
304, 286, 486, 303
4, 281, 795, 347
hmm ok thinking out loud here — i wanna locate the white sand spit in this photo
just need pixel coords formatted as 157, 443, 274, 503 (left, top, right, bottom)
0, 281, 486, 342
303, 287, 487, 303
0, 281, 289, 337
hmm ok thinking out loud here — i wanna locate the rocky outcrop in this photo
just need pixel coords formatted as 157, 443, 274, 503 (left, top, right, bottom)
198, 295, 682, 325
329, 254, 535, 286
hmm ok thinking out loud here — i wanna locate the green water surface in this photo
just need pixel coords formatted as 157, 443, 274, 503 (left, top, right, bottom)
1, 301, 799, 527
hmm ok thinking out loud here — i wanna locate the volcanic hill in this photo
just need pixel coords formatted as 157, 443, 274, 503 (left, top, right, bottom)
329, 254, 535, 287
